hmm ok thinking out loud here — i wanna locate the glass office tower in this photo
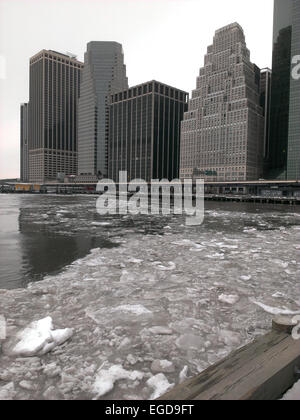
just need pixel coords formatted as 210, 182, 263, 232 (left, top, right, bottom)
109, 81, 188, 182
268, 0, 300, 180
78, 42, 128, 179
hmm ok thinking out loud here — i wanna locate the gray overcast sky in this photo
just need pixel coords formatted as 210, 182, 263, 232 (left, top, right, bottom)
0, 0, 274, 179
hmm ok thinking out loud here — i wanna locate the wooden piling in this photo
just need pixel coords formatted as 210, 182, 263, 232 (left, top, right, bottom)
159, 318, 300, 400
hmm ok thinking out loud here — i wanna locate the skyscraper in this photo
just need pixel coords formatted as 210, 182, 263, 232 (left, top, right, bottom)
108, 81, 188, 182
268, 0, 300, 180
20, 103, 29, 182
259, 68, 272, 161
28, 50, 83, 183
78, 42, 128, 179
180, 23, 264, 182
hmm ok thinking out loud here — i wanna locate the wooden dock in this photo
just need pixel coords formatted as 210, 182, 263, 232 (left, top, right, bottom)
159, 317, 300, 400
204, 195, 300, 206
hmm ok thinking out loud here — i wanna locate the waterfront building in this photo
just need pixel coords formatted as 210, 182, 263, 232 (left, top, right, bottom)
259, 68, 272, 162
180, 23, 264, 182
108, 80, 188, 182
20, 103, 29, 182
268, 0, 300, 180
28, 50, 83, 183
78, 42, 128, 179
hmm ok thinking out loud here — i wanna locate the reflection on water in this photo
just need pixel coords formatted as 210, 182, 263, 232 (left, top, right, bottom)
0, 195, 120, 289
0, 194, 299, 290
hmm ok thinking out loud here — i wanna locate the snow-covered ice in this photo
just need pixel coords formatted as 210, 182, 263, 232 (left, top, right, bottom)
250, 299, 300, 316
92, 365, 144, 399
147, 374, 174, 400
218, 294, 239, 305
5, 317, 74, 357
151, 360, 175, 374
281, 380, 300, 400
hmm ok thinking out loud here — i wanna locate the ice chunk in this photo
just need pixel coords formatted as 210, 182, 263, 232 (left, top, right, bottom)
13, 317, 53, 357
250, 299, 300, 316
240, 275, 252, 281
219, 330, 241, 347
281, 380, 300, 400
156, 262, 176, 271
148, 326, 173, 335
114, 305, 152, 316
12, 317, 73, 357
92, 365, 144, 399
179, 366, 189, 384
19, 380, 35, 391
0, 382, 16, 400
147, 373, 174, 400
91, 222, 112, 226
218, 294, 239, 305
151, 360, 175, 373
176, 334, 203, 350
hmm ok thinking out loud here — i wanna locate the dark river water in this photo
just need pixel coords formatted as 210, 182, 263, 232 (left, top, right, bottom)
0, 194, 299, 290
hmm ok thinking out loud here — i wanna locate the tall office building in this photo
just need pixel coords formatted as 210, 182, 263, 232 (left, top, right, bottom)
78, 42, 128, 179
260, 68, 272, 161
20, 103, 29, 182
28, 50, 83, 183
268, 0, 300, 180
109, 81, 188, 182
180, 23, 264, 182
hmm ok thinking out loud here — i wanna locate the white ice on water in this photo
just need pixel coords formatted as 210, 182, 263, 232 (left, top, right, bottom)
281, 380, 300, 400
147, 374, 174, 400
11, 317, 73, 357
249, 299, 300, 316
93, 365, 144, 399
0, 203, 299, 400
218, 294, 240, 305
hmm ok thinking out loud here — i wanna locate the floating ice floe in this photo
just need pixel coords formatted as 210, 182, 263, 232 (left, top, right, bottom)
91, 222, 112, 226
147, 373, 174, 400
156, 262, 176, 271
243, 228, 257, 233
281, 380, 300, 400
250, 299, 300, 316
240, 275, 252, 281
0, 382, 16, 400
148, 326, 174, 335
176, 334, 204, 351
113, 305, 152, 316
179, 366, 189, 384
151, 360, 175, 374
218, 294, 239, 305
92, 365, 144, 399
11, 317, 74, 357
219, 330, 241, 346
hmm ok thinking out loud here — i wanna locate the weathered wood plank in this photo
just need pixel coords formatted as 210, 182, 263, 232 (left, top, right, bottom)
159, 331, 300, 400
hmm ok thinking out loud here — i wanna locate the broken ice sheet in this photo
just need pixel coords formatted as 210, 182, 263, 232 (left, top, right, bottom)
92, 365, 144, 399
5, 317, 73, 357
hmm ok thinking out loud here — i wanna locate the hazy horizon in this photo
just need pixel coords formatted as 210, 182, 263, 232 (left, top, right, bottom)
0, 0, 274, 179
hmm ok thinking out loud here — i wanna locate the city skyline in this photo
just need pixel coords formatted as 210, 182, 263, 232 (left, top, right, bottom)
0, 0, 273, 179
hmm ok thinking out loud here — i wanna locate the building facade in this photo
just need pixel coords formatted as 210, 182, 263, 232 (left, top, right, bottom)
20, 103, 29, 182
78, 42, 128, 178
259, 68, 272, 162
180, 23, 264, 182
28, 50, 83, 183
108, 81, 188, 182
268, 0, 300, 180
